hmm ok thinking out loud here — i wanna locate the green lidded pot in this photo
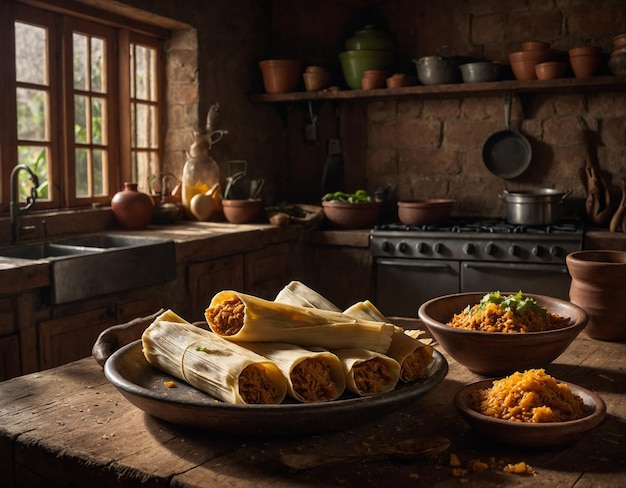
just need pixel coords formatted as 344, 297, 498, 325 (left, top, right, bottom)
345, 25, 393, 51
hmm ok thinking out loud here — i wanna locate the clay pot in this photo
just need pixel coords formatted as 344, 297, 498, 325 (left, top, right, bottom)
608, 48, 626, 75
222, 199, 264, 224
568, 47, 602, 78
535, 61, 567, 80
509, 50, 556, 80
303, 69, 331, 91
259, 59, 302, 93
613, 33, 626, 51
566, 250, 626, 341
111, 182, 154, 230
521, 41, 551, 51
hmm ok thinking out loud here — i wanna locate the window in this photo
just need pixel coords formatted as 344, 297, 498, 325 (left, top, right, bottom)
0, 2, 165, 211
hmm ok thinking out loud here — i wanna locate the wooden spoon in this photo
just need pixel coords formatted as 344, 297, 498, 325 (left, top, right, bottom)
609, 179, 626, 233
280, 436, 450, 471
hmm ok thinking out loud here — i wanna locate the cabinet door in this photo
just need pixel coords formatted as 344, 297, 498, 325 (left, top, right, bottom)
0, 335, 21, 381
188, 254, 244, 321
245, 243, 290, 299
39, 306, 116, 370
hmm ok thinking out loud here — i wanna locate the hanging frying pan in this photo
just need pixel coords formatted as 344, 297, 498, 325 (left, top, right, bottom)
482, 92, 532, 179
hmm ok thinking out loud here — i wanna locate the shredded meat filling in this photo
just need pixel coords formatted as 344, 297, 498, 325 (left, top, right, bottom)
291, 358, 338, 402
238, 364, 281, 404
353, 357, 394, 395
206, 296, 245, 336
400, 346, 434, 382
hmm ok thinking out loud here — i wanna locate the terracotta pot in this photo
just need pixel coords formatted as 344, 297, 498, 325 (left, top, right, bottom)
509, 50, 556, 80
259, 59, 302, 94
566, 250, 626, 341
222, 199, 264, 224
111, 182, 154, 230
535, 61, 567, 80
568, 47, 602, 78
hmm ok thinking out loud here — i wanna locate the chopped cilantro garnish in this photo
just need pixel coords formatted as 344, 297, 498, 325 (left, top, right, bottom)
477, 290, 546, 317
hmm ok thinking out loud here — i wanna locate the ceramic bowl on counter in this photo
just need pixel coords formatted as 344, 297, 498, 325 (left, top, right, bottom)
397, 199, 454, 225
321, 200, 381, 229
222, 199, 264, 224
417, 292, 588, 376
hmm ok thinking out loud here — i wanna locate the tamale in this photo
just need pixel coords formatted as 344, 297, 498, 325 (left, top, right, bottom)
142, 310, 288, 404
333, 349, 401, 396
344, 300, 434, 382
275, 280, 342, 312
242, 343, 345, 402
205, 290, 394, 353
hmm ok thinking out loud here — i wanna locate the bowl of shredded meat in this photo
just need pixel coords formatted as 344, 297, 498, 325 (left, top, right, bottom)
454, 369, 606, 447
418, 291, 588, 376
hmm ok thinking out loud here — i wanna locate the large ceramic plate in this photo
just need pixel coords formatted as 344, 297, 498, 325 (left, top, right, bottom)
454, 379, 606, 447
104, 340, 448, 436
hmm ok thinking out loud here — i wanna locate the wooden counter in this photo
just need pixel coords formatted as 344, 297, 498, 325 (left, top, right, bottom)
0, 332, 624, 487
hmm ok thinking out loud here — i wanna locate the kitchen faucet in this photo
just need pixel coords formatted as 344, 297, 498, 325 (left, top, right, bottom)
10, 164, 39, 244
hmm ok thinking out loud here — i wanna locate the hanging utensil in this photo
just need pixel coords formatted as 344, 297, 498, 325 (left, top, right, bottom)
482, 92, 532, 179
609, 178, 626, 232
577, 116, 613, 225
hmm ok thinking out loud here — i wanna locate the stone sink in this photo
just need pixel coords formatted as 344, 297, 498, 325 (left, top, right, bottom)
0, 234, 176, 304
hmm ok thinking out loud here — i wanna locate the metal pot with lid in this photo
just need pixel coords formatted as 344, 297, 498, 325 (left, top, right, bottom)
412, 46, 461, 85
500, 188, 571, 225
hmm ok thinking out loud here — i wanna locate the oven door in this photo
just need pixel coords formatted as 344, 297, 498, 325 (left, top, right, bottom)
461, 262, 571, 300
375, 258, 460, 317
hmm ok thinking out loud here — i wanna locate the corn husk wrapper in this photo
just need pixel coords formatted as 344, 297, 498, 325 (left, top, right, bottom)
142, 310, 288, 405
333, 348, 401, 396
344, 300, 434, 382
275, 280, 342, 312
205, 290, 394, 353
242, 343, 345, 403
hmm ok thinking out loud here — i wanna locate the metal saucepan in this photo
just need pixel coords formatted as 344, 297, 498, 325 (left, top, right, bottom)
412, 46, 461, 85
482, 93, 532, 179
500, 188, 571, 225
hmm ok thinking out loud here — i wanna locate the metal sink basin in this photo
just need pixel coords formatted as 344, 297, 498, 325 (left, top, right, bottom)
0, 242, 101, 260
0, 234, 176, 304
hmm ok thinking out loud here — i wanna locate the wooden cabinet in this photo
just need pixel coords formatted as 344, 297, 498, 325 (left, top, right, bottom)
0, 296, 20, 381
187, 254, 244, 321
245, 243, 290, 299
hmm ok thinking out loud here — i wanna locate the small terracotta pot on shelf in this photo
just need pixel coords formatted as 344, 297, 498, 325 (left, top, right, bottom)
521, 41, 550, 51
568, 47, 602, 78
509, 50, 555, 80
535, 61, 567, 80
259, 59, 302, 93
361, 69, 387, 89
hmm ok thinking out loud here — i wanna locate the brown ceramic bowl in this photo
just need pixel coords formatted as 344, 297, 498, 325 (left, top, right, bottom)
417, 292, 588, 376
397, 199, 454, 226
222, 199, 264, 224
535, 61, 567, 80
568, 47, 602, 78
454, 379, 606, 447
322, 201, 381, 229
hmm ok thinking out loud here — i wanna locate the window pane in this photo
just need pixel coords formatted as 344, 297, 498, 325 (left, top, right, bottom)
15, 22, 47, 85
75, 148, 88, 197
17, 146, 49, 201
17, 88, 48, 141
133, 44, 156, 101
92, 149, 105, 195
74, 95, 88, 143
73, 33, 88, 90
92, 97, 105, 144
91, 37, 104, 93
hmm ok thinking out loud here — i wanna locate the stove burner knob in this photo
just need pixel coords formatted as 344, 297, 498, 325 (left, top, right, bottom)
550, 245, 564, 258
416, 242, 428, 254
433, 242, 444, 254
485, 242, 498, 256
532, 245, 545, 257
509, 245, 521, 256
382, 241, 393, 253
397, 242, 409, 253
463, 243, 475, 255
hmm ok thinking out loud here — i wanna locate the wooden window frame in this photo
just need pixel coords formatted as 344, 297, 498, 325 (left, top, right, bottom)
0, 0, 166, 212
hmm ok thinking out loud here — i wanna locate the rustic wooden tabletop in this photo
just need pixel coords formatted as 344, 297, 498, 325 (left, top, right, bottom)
0, 333, 624, 488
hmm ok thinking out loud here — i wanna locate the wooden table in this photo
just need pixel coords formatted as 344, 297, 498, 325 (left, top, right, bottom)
0, 333, 624, 487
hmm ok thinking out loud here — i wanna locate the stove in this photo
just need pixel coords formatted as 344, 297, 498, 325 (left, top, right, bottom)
369, 217, 584, 317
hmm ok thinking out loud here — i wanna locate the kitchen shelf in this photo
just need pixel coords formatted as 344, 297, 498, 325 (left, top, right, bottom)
249, 75, 626, 104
